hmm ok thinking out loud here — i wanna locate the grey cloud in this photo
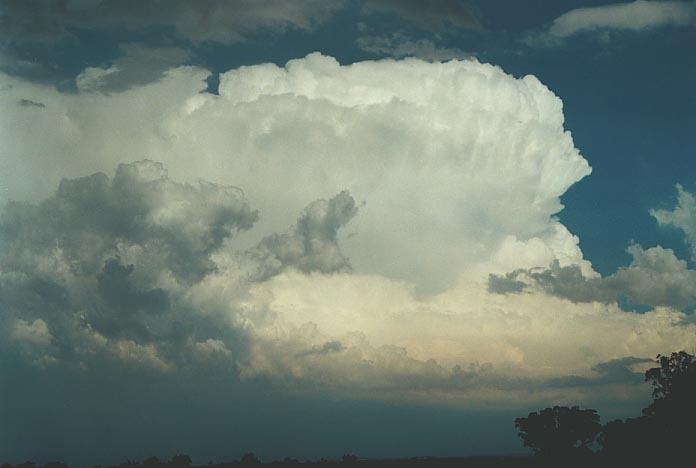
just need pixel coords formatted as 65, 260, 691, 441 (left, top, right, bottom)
0, 160, 258, 369
17, 98, 45, 107
0, 160, 365, 376
93, 258, 172, 341
362, 0, 479, 31
296, 340, 345, 358
0, 0, 345, 44
489, 260, 614, 303
75, 43, 191, 93
0, 0, 70, 42
249, 190, 359, 280
545, 356, 652, 389
356, 32, 473, 61
1, 160, 258, 282
489, 244, 696, 310
486, 273, 526, 295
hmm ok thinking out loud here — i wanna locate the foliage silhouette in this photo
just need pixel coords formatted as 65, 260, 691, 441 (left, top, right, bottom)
643, 350, 696, 414
170, 456, 192, 467
240, 454, 260, 465
16, 463, 36, 468
599, 350, 696, 465
41, 464, 68, 468
514, 405, 601, 458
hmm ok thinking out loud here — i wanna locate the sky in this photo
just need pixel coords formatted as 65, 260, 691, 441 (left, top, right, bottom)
1, 0, 696, 465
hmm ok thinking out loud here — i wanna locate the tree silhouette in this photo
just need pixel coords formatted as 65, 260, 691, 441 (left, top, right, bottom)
643, 350, 696, 416
41, 463, 69, 468
514, 406, 601, 457
599, 417, 651, 462
240, 453, 260, 465
599, 350, 696, 464
170, 455, 192, 467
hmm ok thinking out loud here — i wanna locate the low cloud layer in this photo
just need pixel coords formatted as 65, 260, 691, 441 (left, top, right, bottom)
489, 244, 696, 309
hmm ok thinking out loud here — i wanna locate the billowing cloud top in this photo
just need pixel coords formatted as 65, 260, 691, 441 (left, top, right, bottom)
1, 53, 593, 290
2, 54, 695, 409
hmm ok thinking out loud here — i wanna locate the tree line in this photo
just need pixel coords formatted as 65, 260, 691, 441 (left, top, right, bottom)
1, 453, 362, 468
514, 350, 696, 465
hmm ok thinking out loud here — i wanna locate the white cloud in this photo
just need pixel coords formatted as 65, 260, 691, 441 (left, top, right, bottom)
3, 54, 695, 407
548, 0, 696, 38
216, 268, 696, 404
0, 53, 592, 292
651, 184, 696, 260
111, 339, 173, 372
11, 318, 53, 345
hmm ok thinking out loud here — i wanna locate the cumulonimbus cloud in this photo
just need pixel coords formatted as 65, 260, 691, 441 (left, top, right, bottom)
2, 54, 695, 407
0, 52, 594, 292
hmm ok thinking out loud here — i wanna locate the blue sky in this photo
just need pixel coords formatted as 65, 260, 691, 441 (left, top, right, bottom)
1, 1, 696, 465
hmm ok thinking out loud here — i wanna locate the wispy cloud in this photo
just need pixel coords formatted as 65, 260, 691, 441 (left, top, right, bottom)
76, 43, 190, 93
362, 0, 479, 31
527, 0, 696, 46
356, 31, 473, 61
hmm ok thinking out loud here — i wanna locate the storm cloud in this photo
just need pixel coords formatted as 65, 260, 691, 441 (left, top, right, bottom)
0, 160, 259, 369
2, 55, 695, 411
